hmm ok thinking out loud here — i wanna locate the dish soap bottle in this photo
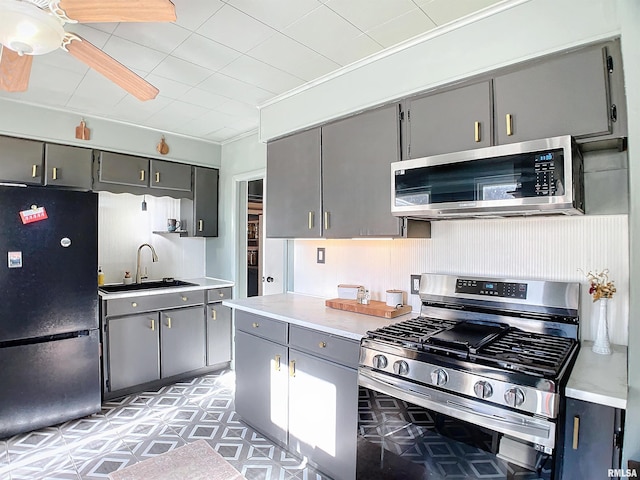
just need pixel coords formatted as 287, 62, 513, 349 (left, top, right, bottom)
98, 266, 105, 286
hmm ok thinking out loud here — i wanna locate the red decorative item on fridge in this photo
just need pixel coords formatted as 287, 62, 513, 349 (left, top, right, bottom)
19, 206, 48, 224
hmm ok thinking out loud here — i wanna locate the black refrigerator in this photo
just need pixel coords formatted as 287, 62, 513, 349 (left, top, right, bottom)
0, 185, 100, 439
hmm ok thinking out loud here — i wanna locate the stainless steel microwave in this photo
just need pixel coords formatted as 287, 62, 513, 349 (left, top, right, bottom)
391, 136, 584, 219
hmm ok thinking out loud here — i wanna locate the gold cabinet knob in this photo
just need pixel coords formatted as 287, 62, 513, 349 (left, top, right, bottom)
219, 292, 224, 297
131, 302, 138, 307
319, 341, 327, 348
252, 322, 259, 328
181, 296, 188, 301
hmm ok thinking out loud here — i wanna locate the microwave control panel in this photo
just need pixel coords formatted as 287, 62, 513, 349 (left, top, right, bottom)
456, 278, 528, 299
534, 150, 559, 196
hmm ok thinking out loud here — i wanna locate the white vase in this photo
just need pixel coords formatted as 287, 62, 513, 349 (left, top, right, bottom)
592, 298, 612, 355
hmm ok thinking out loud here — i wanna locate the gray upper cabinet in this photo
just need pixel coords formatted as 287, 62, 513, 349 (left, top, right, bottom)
322, 104, 402, 237
150, 159, 192, 193
44, 144, 92, 190
180, 166, 218, 237
405, 81, 492, 159
266, 128, 322, 238
98, 151, 149, 187
0, 136, 44, 185
494, 44, 613, 145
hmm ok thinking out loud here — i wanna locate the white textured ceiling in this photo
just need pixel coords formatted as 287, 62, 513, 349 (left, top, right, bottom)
0, 0, 501, 144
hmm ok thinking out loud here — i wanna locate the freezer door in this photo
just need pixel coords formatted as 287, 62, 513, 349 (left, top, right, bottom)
0, 330, 101, 439
0, 186, 98, 341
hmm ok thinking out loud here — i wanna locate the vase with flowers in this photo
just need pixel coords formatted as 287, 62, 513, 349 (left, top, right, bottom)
585, 269, 616, 355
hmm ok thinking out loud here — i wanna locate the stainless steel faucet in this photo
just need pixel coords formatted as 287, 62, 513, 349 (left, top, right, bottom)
135, 243, 158, 283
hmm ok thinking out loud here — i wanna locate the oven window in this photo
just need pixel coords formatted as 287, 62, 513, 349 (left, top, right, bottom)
357, 387, 553, 480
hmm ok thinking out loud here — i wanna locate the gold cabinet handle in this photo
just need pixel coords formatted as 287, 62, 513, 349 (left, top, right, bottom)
198, 220, 204, 232
211, 308, 217, 320
150, 319, 155, 331
474, 121, 481, 142
219, 292, 224, 298
275, 354, 281, 372
572, 416, 580, 449
506, 113, 513, 136
32, 164, 38, 178
324, 211, 329, 230
166, 317, 172, 329
155, 172, 160, 183
289, 360, 296, 377
139, 170, 145, 181
131, 302, 138, 308
308, 211, 314, 230
319, 341, 327, 348
52, 167, 58, 180
252, 322, 259, 328
181, 296, 188, 301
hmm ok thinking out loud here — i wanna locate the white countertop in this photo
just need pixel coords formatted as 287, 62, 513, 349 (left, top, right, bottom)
98, 277, 234, 300
223, 293, 413, 341
565, 340, 628, 410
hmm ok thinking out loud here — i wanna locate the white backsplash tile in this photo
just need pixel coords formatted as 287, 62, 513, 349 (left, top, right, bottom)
98, 192, 205, 283
292, 215, 629, 345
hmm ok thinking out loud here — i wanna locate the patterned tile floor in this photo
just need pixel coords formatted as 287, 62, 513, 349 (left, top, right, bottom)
0, 369, 329, 480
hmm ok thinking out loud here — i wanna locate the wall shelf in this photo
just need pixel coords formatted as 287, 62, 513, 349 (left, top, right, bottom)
152, 230, 189, 237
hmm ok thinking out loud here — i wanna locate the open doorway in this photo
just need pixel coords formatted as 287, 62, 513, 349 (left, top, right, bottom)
247, 179, 263, 297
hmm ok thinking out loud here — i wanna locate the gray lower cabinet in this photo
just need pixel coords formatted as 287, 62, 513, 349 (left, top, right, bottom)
180, 166, 219, 237
206, 303, 232, 366
44, 144, 93, 190
0, 135, 44, 185
107, 314, 160, 392
160, 306, 206, 378
405, 81, 492, 159
266, 128, 322, 238
322, 104, 402, 238
560, 398, 623, 479
150, 159, 192, 193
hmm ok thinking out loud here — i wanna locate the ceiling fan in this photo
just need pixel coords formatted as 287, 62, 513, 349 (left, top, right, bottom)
0, 0, 176, 101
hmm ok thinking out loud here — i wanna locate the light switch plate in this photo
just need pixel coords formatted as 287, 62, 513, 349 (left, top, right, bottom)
410, 275, 421, 294
317, 247, 325, 264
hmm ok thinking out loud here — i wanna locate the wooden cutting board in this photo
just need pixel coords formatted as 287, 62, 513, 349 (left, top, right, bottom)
325, 298, 411, 318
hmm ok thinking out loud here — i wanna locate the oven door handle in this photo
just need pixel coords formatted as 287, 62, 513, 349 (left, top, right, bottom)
360, 371, 432, 399
446, 400, 549, 433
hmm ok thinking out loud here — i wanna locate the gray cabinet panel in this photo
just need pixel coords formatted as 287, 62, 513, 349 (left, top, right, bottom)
289, 325, 360, 368
107, 314, 160, 391
206, 303, 231, 366
236, 310, 287, 343
150, 159, 192, 192
235, 330, 289, 445
98, 151, 149, 187
44, 144, 92, 190
288, 348, 358, 480
266, 128, 322, 238
0, 136, 44, 185
180, 166, 218, 237
160, 306, 206, 378
494, 45, 611, 144
322, 104, 402, 237
105, 290, 204, 317
406, 81, 492, 158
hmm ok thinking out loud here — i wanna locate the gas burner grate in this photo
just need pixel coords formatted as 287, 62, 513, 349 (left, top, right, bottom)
366, 316, 457, 349
471, 330, 577, 377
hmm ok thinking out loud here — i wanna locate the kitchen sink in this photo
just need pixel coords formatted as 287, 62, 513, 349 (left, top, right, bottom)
99, 279, 197, 293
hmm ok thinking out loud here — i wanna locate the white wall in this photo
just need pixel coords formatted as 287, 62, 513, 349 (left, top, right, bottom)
98, 192, 205, 283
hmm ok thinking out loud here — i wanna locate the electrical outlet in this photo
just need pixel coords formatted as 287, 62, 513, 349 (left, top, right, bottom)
317, 247, 325, 264
410, 275, 421, 294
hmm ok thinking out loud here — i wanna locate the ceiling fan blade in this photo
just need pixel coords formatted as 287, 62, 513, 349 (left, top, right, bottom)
58, 0, 176, 23
66, 37, 159, 101
0, 47, 33, 92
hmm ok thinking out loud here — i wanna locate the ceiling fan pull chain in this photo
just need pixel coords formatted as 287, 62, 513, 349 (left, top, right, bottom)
48, 1, 76, 24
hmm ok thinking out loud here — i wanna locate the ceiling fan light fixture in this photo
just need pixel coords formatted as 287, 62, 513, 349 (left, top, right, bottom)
0, 0, 64, 56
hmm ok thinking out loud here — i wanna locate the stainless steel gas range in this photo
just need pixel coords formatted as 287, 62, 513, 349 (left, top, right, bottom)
358, 273, 580, 475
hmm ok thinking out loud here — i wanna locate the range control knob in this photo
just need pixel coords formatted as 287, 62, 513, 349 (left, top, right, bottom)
430, 368, 448, 386
504, 387, 526, 407
393, 360, 410, 376
473, 381, 493, 399
372, 354, 388, 369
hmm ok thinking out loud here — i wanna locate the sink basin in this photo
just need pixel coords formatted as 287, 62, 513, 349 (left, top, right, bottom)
99, 279, 197, 293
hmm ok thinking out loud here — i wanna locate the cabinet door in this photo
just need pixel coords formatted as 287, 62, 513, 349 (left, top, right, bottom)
235, 330, 288, 445
98, 151, 149, 187
107, 314, 160, 392
206, 303, 231, 366
561, 398, 616, 479
160, 306, 206, 378
191, 166, 218, 237
288, 348, 358, 480
150, 159, 192, 192
406, 81, 492, 158
266, 128, 322, 238
322, 104, 402, 237
44, 144, 92, 190
0, 136, 44, 185
494, 45, 611, 145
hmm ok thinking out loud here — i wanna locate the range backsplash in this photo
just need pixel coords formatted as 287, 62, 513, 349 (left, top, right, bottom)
292, 214, 629, 345
98, 192, 205, 284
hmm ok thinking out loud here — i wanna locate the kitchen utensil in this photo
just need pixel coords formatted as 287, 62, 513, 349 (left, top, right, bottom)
167, 219, 180, 232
